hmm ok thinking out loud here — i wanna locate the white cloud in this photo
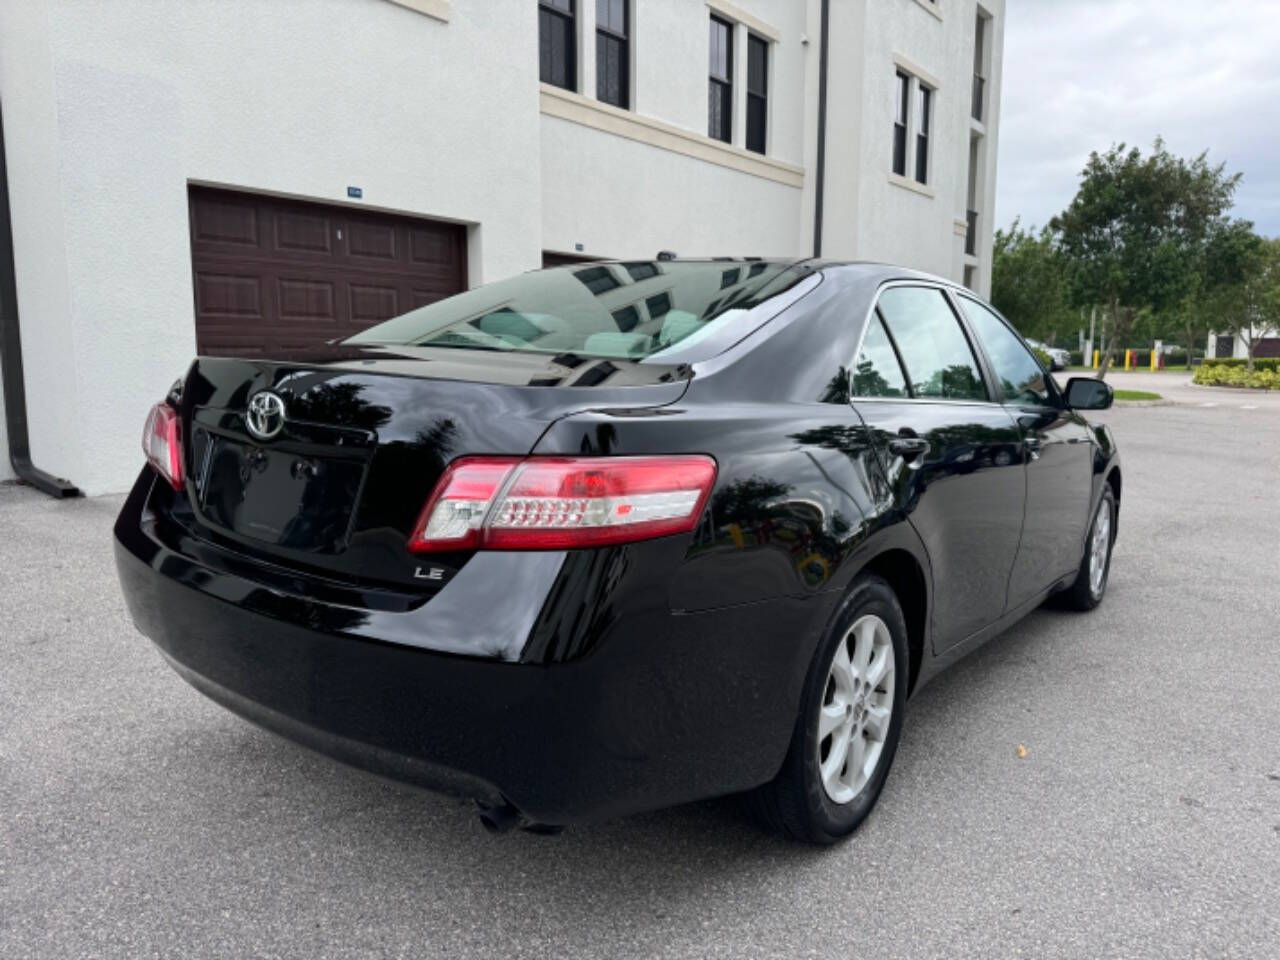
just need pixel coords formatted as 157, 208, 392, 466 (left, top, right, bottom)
995, 0, 1280, 236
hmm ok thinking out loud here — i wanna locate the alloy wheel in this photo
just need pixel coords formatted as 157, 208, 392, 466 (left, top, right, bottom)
1089, 498, 1112, 598
817, 614, 896, 804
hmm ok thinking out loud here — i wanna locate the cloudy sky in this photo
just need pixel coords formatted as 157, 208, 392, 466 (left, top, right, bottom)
995, 0, 1280, 237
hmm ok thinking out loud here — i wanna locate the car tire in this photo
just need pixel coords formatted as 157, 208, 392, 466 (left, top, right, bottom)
744, 574, 909, 844
1061, 486, 1116, 611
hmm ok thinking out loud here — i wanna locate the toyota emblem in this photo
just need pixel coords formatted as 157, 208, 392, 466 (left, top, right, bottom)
245, 391, 287, 441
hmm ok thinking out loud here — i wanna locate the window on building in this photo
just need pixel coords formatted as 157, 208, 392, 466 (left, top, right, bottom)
539, 0, 576, 91
914, 85, 932, 184
611, 304, 640, 332
623, 261, 658, 282
876, 287, 987, 401
646, 292, 672, 319
596, 0, 629, 108
746, 34, 768, 154
971, 13, 987, 121
708, 16, 733, 143
892, 71, 909, 176
963, 265, 976, 290
575, 265, 620, 295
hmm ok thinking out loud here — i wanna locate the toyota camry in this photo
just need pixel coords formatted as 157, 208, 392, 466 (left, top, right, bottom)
115, 259, 1120, 843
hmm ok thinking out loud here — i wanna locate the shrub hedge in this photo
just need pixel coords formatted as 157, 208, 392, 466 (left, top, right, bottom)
1193, 363, 1280, 389
1199, 357, 1280, 372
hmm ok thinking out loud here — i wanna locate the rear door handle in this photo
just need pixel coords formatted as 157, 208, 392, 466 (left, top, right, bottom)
888, 437, 931, 460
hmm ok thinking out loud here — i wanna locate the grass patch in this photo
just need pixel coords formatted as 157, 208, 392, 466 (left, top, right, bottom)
1113, 389, 1162, 401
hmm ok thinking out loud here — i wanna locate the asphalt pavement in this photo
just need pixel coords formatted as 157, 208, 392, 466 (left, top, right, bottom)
2, 395, 1279, 959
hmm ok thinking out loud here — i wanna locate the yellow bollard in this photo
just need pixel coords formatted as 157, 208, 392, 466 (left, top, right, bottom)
1150, 350, 1157, 372
1124, 350, 1131, 371
1093, 349, 1100, 369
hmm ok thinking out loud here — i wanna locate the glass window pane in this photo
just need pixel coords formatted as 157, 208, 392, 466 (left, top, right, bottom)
611, 304, 640, 332
895, 72, 909, 124
710, 17, 731, 80
746, 95, 766, 153
574, 265, 621, 296
852, 314, 909, 398
709, 80, 731, 142
958, 297, 1051, 404
539, 8, 574, 90
877, 287, 987, 401
346, 261, 811, 362
624, 261, 658, 282
748, 36, 767, 95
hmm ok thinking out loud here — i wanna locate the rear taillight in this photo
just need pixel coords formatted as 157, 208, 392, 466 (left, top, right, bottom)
408, 455, 717, 553
142, 402, 184, 490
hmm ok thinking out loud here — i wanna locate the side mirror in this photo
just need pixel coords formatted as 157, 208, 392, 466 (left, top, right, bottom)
1064, 377, 1113, 410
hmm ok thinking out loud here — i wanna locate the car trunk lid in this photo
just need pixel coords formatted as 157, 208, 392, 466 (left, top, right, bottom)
173, 345, 690, 590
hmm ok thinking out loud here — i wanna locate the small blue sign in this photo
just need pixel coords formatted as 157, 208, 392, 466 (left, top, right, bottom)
347, 186, 363, 198
574, 242, 584, 252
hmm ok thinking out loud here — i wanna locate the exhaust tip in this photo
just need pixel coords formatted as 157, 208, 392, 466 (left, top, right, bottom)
476, 800, 520, 834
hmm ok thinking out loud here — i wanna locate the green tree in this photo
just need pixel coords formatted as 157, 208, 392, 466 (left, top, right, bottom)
991, 220, 1073, 344
1050, 139, 1241, 378
1192, 219, 1263, 367
1228, 236, 1280, 372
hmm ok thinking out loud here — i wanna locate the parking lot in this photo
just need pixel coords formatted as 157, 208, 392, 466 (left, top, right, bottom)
3, 396, 1278, 959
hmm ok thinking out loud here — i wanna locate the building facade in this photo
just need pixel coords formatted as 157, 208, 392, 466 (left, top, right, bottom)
0, 0, 1004, 493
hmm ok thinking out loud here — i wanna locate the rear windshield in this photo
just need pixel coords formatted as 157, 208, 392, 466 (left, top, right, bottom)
345, 261, 809, 361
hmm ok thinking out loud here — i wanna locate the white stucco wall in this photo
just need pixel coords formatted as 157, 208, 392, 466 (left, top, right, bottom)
0, 0, 1004, 495
823, 0, 1004, 294
0, 0, 543, 495
540, 114, 803, 259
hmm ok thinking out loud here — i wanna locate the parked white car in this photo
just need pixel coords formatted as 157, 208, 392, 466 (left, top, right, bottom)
1027, 338, 1071, 371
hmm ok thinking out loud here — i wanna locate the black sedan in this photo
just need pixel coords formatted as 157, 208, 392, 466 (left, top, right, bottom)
116, 259, 1119, 843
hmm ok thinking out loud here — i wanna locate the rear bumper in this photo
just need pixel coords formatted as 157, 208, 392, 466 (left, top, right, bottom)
114, 471, 830, 824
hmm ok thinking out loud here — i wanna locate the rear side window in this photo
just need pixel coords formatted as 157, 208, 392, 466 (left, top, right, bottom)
851, 312, 909, 398
957, 296, 1051, 405
876, 287, 987, 401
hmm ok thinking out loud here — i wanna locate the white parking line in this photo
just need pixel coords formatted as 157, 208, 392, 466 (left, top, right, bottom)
1200, 402, 1218, 408
1241, 404, 1258, 410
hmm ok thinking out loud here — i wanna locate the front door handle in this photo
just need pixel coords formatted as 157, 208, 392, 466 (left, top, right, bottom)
1024, 436, 1043, 461
888, 437, 931, 461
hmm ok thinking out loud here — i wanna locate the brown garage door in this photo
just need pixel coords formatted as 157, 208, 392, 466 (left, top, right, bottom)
188, 186, 467, 357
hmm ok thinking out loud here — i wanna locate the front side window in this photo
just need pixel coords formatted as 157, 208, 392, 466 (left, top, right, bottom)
852, 312, 909, 398
958, 297, 1051, 405
746, 34, 768, 154
876, 287, 987, 401
892, 72, 909, 176
708, 16, 733, 143
596, 0, 629, 108
539, 0, 576, 91
915, 85, 932, 184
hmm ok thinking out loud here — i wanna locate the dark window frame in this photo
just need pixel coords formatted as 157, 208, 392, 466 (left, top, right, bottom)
746, 33, 769, 154
595, 0, 630, 108
892, 71, 909, 176
914, 84, 932, 185
539, 0, 577, 92
708, 15, 734, 143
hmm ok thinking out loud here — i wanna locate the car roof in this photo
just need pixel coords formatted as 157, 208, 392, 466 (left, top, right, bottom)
576, 257, 972, 296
